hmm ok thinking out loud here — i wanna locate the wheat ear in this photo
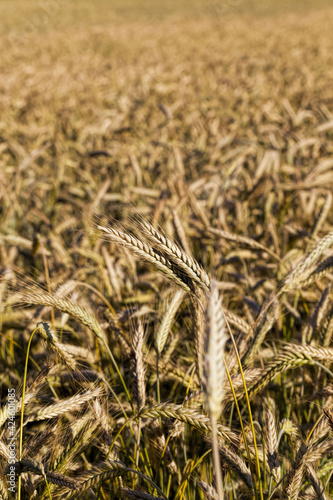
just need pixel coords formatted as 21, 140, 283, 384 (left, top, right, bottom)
0, 477, 7, 500
191, 286, 206, 380
310, 191, 332, 239
246, 345, 333, 399
198, 481, 219, 500
137, 402, 237, 444
172, 208, 192, 256
156, 289, 185, 354
203, 280, 227, 421
98, 224, 192, 292
140, 220, 210, 290
20, 291, 106, 343
282, 230, 333, 290
203, 280, 227, 500
132, 321, 146, 410
122, 488, 165, 499
37, 322, 76, 370
305, 464, 328, 500
65, 460, 127, 498
265, 408, 281, 483
205, 437, 253, 488
26, 387, 102, 423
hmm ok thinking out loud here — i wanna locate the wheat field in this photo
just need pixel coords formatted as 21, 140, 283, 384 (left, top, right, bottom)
1, 1, 333, 499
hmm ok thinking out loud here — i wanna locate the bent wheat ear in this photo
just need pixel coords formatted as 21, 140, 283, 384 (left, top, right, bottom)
246, 345, 333, 399
98, 225, 192, 292
208, 227, 281, 262
282, 230, 333, 290
19, 290, 106, 344
37, 322, 76, 371
204, 280, 227, 421
67, 460, 128, 498
26, 387, 102, 423
140, 220, 210, 290
137, 402, 237, 443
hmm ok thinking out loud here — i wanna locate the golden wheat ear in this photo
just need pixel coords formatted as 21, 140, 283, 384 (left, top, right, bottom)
203, 280, 227, 421
97, 224, 193, 292
132, 321, 146, 410
203, 280, 228, 500
139, 220, 210, 291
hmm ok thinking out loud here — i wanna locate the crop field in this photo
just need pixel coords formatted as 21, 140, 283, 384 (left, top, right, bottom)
1, 1, 333, 499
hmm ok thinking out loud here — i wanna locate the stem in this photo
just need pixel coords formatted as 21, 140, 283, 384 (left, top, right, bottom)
135, 418, 141, 470
211, 415, 224, 500
156, 350, 161, 404
223, 315, 264, 500
42, 249, 55, 331
224, 361, 255, 490
18, 326, 39, 500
